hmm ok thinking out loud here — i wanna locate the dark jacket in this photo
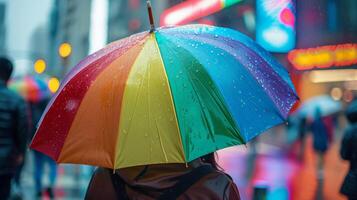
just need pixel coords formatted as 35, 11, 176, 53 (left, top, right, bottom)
0, 80, 29, 175
311, 116, 329, 153
340, 125, 357, 198
85, 162, 240, 200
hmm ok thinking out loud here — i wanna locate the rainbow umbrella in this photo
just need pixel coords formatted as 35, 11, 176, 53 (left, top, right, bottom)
8, 76, 51, 103
30, 2, 298, 169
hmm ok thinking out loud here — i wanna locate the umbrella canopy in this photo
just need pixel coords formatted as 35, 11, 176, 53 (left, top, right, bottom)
8, 76, 51, 103
30, 24, 298, 169
297, 95, 342, 118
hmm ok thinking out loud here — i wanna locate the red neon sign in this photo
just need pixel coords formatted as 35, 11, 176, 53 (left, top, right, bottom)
288, 43, 357, 70
160, 0, 222, 26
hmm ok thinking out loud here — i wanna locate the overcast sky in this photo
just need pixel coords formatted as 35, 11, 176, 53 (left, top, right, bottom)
4, 0, 53, 76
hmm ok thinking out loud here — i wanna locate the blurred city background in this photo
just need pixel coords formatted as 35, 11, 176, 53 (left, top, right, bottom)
0, 0, 356, 199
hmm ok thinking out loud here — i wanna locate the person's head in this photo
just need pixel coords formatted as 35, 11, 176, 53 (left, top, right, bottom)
0, 57, 13, 82
200, 152, 222, 171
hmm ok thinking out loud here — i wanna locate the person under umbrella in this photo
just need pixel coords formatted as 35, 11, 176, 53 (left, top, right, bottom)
30, 2, 298, 199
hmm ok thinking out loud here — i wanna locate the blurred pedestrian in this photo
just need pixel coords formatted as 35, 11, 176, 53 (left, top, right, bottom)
30, 98, 58, 199
85, 153, 240, 200
0, 57, 29, 200
340, 100, 357, 200
311, 108, 329, 168
310, 107, 329, 200
322, 115, 336, 145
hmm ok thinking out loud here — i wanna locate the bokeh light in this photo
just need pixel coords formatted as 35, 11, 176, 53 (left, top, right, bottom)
48, 77, 60, 93
280, 8, 295, 27
288, 43, 357, 70
33, 59, 46, 74
58, 42, 72, 58
330, 87, 342, 101
343, 90, 354, 102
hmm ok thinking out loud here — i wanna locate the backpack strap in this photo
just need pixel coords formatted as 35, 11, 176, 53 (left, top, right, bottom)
157, 165, 214, 200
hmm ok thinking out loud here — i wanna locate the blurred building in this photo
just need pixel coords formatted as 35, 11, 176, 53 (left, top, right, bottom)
48, 0, 91, 77
29, 25, 50, 71
0, 2, 6, 55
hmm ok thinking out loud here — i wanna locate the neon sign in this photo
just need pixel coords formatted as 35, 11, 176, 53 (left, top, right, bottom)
288, 43, 357, 70
256, 0, 296, 53
160, 0, 242, 26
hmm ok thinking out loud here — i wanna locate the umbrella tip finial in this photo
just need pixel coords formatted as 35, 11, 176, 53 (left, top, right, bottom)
147, 0, 155, 32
